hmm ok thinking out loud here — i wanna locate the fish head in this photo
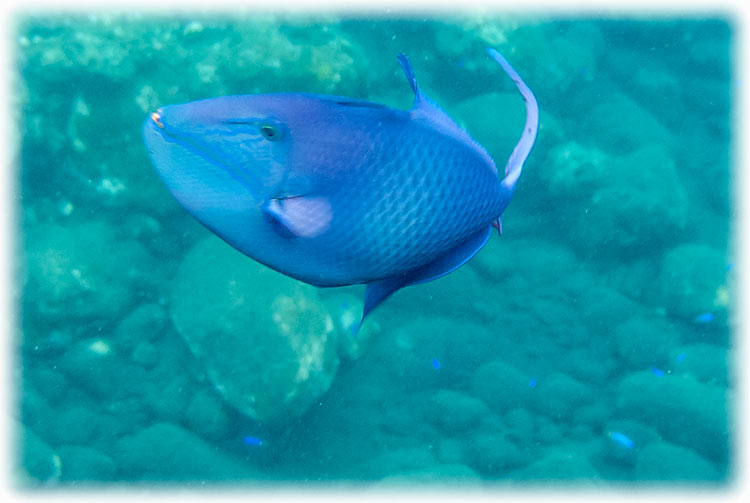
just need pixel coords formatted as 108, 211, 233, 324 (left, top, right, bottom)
143, 95, 304, 212
143, 93, 338, 280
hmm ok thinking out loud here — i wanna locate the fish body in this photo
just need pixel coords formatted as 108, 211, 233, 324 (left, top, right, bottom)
144, 49, 538, 320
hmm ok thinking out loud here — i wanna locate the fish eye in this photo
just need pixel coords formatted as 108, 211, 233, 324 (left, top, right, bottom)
259, 123, 283, 141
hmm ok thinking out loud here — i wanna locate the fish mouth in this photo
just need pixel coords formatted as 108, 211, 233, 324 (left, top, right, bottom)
144, 107, 230, 176
150, 109, 164, 129
143, 109, 266, 205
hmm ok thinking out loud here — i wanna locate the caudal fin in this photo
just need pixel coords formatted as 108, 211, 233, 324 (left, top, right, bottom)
486, 48, 538, 192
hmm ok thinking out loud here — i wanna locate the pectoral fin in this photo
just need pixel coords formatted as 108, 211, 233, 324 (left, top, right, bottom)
263, 195, 332, 238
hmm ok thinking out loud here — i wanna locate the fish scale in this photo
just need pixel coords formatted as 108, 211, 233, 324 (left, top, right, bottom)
143, 48, 538, 321
330, 132, 500, 279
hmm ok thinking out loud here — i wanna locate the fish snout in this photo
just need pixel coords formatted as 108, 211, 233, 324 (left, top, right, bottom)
150, 108, 164, 129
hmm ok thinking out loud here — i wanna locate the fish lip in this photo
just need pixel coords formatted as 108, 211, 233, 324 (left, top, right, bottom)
150, 108, 164, 128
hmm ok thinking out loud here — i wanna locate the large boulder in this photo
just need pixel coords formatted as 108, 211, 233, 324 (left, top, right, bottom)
540, 142, 687, 258
23, 220, 151, 321
170, 237, 340, 424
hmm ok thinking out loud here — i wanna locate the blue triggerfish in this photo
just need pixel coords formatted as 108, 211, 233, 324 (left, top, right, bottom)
144, 48, 538, 322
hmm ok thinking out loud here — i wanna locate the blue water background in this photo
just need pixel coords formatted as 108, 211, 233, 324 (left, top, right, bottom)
15, 14, 734, 486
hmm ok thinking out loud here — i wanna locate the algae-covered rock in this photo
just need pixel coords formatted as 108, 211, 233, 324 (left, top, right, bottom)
532, 371, 594, 420
17, 424, 61, 485
112, 303, 169, 353
24, 220, 151, 320
471, 360, 534, 415
357, 447, 438, 480
658, 244, 729, 321
582, 91, 673, 154
542, 142, 687, 258
615, 371, 729, 463
424, 389, 490, 432
670, 343, 729, 386
511, 447, 602, 483
57, 445, 116, 482
465, 432, 525, 475
113, 422, 256, 481
170, 237, 339, 424
613, 315, 680, 369
635, 441, 721, 482
58, 337, 146, 400
373, 463, 481, 486
184, 388, 234, 442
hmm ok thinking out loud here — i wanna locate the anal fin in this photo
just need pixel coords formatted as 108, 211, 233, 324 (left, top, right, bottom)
362, 225, 492, 323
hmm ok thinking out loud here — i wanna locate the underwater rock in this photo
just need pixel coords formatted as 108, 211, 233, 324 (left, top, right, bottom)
25, 367, 69, 408
24, 220, 151, 320
58, 337, 148, 400
113, 422, 255, 480
370, 316, 453, 392
357, 447, 438, 480
582, 91, 673, 154
184, 388, 234, 442
46, 404, 101, 447
57, 445, 116, 482
17, 424, 61, 485
670, 343, 729, 386
600, 419, 659, 468
170, 237, 339, 424
389, 265, 486, 321
504, 407, 536, 445
539, 141, 611, 197
321, 292, 380, 361
112, 303, 169, 354
424, 389, 490, 432
542, 142, 687, 258
471, 360, 534, 415
510, 447, 602, 483
658, 244, 729, 322
635, 441, 721, 481
535, 416, 563, 444
435, 438, 466, 465
572, 402, 611, 433
142, 370, 193, 425
372, 463, 481, 485
532, 371, 594, 420
130, 340, 159, 369
451, 91, 526, 163
613, 315, 680, 369
616, 370, 728, 463
465, 432, 525, 476
466, 19, 603, 101
19, 15, 141, 81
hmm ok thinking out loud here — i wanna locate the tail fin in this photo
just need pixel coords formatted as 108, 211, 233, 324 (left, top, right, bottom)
486, 48, 538, 192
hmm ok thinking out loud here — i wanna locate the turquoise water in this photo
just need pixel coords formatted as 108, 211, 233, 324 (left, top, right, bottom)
15, 14, 734, 486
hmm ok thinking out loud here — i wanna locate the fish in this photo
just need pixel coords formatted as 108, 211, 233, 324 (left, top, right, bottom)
650, 367, 665, 378
242, 435, 264, 447
607, 431, 635, 449
143, 48, 538, 322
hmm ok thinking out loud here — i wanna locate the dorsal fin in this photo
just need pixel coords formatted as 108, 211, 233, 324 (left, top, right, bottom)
397, 54, 496, 172
315, 94, 390, 110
